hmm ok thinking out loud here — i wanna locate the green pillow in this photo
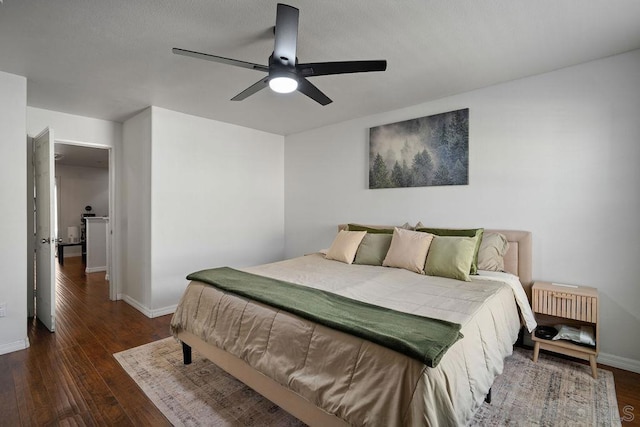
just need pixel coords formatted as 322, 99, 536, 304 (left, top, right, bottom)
425, 236, 477, 281
353, 233, 393, 266
416, 227, 484, 274
347, 224, 395, 234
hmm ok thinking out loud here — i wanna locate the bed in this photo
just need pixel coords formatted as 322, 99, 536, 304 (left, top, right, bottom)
170, 227, 534, 426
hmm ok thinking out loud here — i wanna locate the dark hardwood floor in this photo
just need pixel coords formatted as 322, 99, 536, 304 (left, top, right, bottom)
0, 257, 172, 426
0, 257, 639, 425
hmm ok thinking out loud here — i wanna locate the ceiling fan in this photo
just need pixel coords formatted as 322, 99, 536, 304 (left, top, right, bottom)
173, 3, 387, 106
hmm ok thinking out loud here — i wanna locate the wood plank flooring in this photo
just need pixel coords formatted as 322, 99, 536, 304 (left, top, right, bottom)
0, 257, 639, 426
0, 257, 172, 426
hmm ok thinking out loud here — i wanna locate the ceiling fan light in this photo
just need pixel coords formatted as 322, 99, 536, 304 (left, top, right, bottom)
269, 76, 298, 94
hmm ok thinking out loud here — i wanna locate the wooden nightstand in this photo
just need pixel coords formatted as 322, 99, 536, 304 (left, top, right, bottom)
531, 281, 599, 378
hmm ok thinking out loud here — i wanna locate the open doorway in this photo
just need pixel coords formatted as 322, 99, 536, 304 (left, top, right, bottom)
53, 143, 111, 280
45, 140, 115, 293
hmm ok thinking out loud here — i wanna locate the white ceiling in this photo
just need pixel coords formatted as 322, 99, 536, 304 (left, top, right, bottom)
2, 1, 640, 136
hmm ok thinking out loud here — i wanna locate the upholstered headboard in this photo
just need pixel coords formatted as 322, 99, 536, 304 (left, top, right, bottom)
337, 225, 533, 301
486, 229, 532, 300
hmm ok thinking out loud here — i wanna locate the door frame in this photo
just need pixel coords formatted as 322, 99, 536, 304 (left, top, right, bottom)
27, 136, 35, 318
53, 138, 118, 301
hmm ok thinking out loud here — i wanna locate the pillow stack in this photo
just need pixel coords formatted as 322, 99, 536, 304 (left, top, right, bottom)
324, 224, 510, 281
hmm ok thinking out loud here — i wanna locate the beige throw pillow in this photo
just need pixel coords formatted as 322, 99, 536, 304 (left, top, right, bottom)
325, 230, 367, 264
382, 228, 434, 274
477, 232, 510, 271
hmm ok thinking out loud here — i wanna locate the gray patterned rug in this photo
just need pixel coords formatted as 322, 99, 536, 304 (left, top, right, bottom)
114, 338, 621, 426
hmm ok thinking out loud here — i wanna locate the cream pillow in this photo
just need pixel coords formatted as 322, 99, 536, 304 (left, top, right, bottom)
477, 232, 509, 271
325, 230, 367, 264
382, 228, 434, 274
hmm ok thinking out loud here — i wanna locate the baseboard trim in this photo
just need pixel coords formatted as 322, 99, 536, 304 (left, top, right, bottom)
599, 352, 640, 374
0, 337, 30, 355
85, 266, 107, 273
152, 304, 177, 318
120, 294, 177, 319
121, 294, 152, 317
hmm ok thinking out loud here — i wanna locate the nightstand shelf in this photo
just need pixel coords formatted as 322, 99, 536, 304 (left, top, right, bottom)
531, 281, 599, 378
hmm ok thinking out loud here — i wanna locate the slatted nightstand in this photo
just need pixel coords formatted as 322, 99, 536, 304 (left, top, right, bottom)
531, 281, 599, 378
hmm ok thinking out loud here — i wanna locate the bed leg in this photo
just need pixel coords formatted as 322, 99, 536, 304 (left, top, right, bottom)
485, 388, 492, 404
515, 326, 525, 347
182, 342, 192, 365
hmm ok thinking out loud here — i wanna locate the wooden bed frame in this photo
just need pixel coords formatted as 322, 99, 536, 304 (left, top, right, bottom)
177, 228, 532, 426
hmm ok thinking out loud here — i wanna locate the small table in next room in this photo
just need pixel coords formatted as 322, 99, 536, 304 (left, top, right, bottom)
56, 242, 86, 266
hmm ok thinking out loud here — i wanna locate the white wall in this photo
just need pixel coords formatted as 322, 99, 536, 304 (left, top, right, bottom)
85, 218, 109, 272
119, 107, 285, 316
149, 107, 285, 311
284, 50, 640, 367
56, 164, 109, 257
0, 71, 28, 355
121, 108, 153, 307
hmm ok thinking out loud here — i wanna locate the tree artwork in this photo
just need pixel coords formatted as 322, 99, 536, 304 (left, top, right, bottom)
369, 108, 469, 189
370, 153, 392, 188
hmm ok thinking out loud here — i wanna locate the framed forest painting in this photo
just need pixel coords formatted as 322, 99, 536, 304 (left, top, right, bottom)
369, 108, 469, 189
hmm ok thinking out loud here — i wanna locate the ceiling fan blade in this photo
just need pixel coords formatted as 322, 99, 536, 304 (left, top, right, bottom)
230, 77, 270, 101
273, 4, 299, 67
298, 60, 387, 77
173, 48, 269, 72
297, 78, 332, 106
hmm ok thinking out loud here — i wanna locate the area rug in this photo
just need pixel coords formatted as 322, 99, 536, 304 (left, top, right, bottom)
114, 338, 621, 426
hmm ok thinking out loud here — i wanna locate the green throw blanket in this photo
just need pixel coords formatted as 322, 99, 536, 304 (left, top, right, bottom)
187, 267, 463, 368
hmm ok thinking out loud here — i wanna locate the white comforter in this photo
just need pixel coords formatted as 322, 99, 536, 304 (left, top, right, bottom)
246, 253, 536, 333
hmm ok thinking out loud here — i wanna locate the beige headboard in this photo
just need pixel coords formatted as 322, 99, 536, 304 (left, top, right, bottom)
486, 229, 532, 300
337, 225, 533, 301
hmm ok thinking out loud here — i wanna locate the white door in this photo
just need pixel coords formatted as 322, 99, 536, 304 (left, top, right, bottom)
34, 128, 57, 332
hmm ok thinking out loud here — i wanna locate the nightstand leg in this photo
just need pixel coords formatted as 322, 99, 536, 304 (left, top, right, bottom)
589, 355, 598, 379
533, 342, 540, 362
